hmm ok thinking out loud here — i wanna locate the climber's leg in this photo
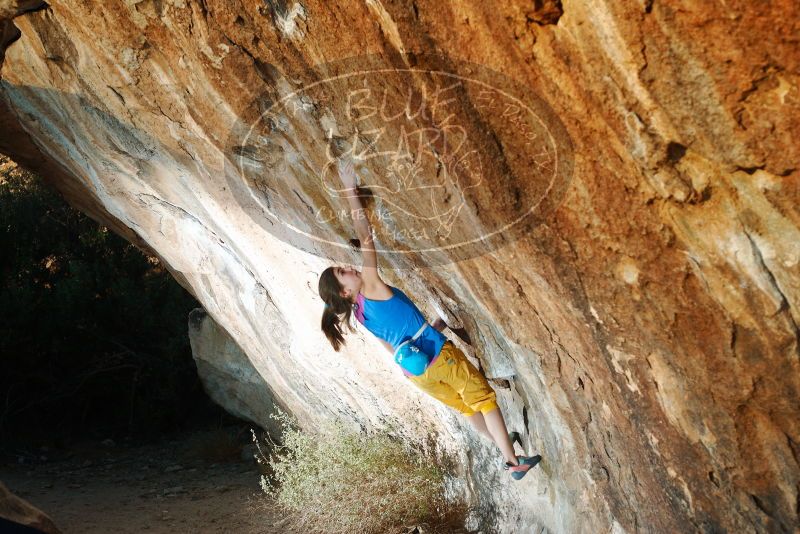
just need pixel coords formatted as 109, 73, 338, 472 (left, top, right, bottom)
407, 374, 477, 416
466, 411, 494, 442
430, 342, 499, 416
483, 407, 519, 465
424, 342, 518, 464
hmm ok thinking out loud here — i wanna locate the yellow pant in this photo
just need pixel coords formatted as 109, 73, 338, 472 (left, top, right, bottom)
407, 341, 499, 416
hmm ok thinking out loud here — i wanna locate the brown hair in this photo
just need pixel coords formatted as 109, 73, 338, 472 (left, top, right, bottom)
318, 266, 357, 352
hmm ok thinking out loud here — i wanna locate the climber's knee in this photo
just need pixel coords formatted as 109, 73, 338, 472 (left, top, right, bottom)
475, 398, 499, 416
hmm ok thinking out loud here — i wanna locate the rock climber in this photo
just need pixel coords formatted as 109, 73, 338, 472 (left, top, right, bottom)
317, 154, 542, 481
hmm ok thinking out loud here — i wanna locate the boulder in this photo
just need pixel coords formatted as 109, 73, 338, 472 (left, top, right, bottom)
0, 1, 797, 531
0, 481, 61, 534
188, 307, 284, 440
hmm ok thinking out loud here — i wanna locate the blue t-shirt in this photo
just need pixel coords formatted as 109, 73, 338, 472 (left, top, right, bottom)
354, 285, 447, 360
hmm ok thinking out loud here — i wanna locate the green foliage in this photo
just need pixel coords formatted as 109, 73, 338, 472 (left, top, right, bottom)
252, 408, 468, 534
0, 157, 205, 443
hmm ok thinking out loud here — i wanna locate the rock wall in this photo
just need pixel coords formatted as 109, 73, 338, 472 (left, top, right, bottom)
0, 481, 62, 534
1, 1, 798, 532
188, 307, 285, 439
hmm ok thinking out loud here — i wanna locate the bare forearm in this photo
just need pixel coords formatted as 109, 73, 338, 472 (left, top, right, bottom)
344, 187, 371, 240
431, 317, 447, 332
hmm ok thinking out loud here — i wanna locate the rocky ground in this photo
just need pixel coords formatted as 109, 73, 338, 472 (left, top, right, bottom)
0, 424, 288, 533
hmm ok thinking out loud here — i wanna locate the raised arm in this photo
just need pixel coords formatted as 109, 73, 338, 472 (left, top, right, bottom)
337, 158, 371, 242
337, 158, 391, 297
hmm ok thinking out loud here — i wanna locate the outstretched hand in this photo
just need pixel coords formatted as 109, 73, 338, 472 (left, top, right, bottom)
337, 158, 358, 190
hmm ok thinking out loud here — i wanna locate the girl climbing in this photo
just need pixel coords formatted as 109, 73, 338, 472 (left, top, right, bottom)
317, 156, 541, 481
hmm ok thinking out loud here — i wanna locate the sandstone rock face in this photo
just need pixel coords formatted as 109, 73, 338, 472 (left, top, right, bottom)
0, 481, 62, 534
1, 1, 798, 532
188, 307, 284, 439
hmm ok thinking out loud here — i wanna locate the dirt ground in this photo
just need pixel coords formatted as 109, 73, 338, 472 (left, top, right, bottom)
0, 425, 289, 533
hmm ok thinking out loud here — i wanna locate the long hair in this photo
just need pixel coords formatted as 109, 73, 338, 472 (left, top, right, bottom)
318, 266, 358, 352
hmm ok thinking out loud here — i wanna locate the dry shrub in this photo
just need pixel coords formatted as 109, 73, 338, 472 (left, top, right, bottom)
252, 409, 469, 533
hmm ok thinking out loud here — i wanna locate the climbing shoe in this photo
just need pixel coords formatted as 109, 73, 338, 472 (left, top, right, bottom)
503, 454, 542, 481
